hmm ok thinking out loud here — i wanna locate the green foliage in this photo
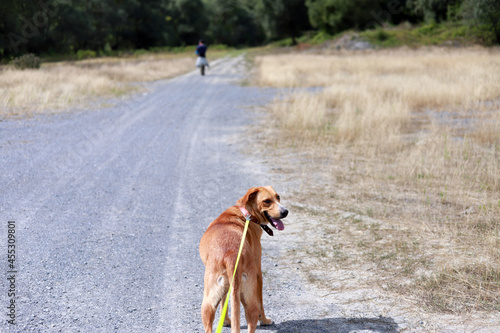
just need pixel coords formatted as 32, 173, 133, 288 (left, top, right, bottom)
374, 29, 390, 42
306, 0, 388, 34
0, 0, 498, 60
309, 31, 334, 44
406, 0, 463, 22
362, 21, 495, 47
272, 38, 295, 47
174, 0, 208, 44
204, 0, 264, 46
133, 49, 149, 56
462, 0, 500, 44
255, 0, 310, 44
208, 44, 230, 51
11, 53, 41, 69
76, 49, 97, 60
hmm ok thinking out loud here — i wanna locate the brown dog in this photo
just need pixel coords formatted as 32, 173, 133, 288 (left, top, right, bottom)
199, 186, 288, 333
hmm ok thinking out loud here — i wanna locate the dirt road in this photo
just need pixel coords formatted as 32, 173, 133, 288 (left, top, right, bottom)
0, 55, 451, 332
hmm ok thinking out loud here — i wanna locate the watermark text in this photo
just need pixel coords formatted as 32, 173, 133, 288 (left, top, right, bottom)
6, 221, 16, 325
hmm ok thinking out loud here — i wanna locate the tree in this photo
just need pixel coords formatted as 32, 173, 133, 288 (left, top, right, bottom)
0, 1, 23, 58
172, 0, 208, 45
406, 0, 462, 22
255, 0, 310, 44
306, 0, 386, 34
0, 0, 57, 58
462, 0, 500, 44
204, 0, 264, 46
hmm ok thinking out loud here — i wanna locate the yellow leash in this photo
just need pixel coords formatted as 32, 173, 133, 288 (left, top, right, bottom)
215, 212, 250, 333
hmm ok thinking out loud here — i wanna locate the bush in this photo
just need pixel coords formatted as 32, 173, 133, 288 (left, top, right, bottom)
374, 29, 390, 42
209, 44, 229, 51
133, 49, 149, 56
462, 0, 500, 44
310, 30, 333, 44
11, 53, 41, 70
273, 38, 294, 47
76, 49, 97, 60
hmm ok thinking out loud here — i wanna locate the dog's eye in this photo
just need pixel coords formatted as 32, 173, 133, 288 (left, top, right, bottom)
276, 195, 280, 201
264, 199, 272, 205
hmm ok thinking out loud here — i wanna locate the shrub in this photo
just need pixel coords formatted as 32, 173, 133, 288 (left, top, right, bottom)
462, 0, 500, 44
11, 53, 41, 70
133, 49, 148, 56
375, 29, 390, 42
76, 49, 97, 60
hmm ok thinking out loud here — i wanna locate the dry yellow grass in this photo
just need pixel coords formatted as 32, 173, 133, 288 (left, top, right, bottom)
256, 48, 500, 145
0, 55, 194, 116
254, 47, 500, 314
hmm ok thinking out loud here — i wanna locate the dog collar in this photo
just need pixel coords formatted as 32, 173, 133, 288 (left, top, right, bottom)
238, 206, 274, 237
239, 206, 252, 221
260, 224, 274, 237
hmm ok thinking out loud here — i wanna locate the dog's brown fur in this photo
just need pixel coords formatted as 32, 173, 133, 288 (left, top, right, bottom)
199, 186, 288, 333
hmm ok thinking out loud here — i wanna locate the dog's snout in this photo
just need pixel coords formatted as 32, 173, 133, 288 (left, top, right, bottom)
280, 207, 288, 218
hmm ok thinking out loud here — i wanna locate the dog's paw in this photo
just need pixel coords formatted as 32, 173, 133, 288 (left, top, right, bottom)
259, 317, 273, 326
223, 318, 231, 327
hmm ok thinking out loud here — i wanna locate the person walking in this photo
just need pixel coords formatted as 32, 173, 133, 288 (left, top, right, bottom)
195, 40, 209, 76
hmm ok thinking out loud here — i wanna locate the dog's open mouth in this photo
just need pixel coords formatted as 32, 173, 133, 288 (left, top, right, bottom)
264, 212, 285, 231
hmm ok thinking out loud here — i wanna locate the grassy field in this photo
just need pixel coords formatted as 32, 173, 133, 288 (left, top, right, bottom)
0, 50, 234, 117
254, 47, 500, 314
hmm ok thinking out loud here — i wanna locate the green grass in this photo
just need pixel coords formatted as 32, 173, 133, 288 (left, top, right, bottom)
263, 20, 495, 52
362, 21, 496, 47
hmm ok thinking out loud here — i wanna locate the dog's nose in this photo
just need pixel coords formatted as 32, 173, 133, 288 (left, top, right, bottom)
280, 207, 288, 218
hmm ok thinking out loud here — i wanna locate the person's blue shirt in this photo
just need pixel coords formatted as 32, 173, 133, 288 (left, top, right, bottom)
196, 44, 207, 57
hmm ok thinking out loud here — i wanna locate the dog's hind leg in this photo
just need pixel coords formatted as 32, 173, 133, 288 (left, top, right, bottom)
241, 281, 260, 333
202, 268, 228, 333
201, 295, 216, 333
229, 283, 241, 333
244, 303, 260, 333
224, 256, 242, 333
257, 271, 273, 326
219, 291, 231, 327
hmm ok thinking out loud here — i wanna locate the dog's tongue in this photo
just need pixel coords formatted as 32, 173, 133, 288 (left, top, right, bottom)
270, 217, 284, 231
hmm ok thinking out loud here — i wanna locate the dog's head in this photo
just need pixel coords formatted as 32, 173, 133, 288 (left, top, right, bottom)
236, 186, 288, 231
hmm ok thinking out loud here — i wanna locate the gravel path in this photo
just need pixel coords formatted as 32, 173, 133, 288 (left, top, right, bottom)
1, 55, 405, 332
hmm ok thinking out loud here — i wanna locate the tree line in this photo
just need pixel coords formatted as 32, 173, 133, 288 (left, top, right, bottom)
0, 0, 498, 60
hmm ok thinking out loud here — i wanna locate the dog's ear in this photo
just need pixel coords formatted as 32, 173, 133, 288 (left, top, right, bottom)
236, 187, 260, 207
